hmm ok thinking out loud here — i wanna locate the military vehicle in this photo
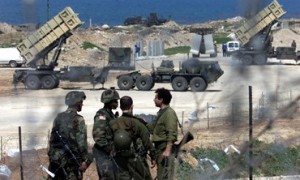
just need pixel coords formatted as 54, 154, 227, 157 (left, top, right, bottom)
13, 7, 134, 90
124, 13, 169, 27
13, 7, 82, 90
189, 25, 217, 58
231, 0, 300, 65
117, 58, 224, 92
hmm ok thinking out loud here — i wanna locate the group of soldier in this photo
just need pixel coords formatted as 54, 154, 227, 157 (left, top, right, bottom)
47, 87, 179, 180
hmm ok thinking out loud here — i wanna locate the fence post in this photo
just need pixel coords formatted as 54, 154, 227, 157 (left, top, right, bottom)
181, 111, 184, 134
19, 126, 24, 180
249, 86, 253, 180
231, 103, 235, 126
276, 88, 279, 109
207, 102, 210, 129
0, 136, 3, 161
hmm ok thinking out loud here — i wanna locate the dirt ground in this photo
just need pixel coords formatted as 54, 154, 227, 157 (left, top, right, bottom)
1, 54, 300, 179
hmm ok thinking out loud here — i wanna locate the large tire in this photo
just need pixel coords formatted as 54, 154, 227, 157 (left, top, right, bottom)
136, 75, 153, 91
9, 61, 17, 68
118, 75, 134, 90
241, 55, 253, 65
254, 54, 267, 65
171, 76, 188, 91
25, 75, 41, 90
190, 77, 207, 92
41, 75, 56, 89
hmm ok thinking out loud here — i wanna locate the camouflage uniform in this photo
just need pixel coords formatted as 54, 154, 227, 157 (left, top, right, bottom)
110, 113, 155, 180
92, 88, 120, 179
151, 106, 178, 180
48, 91, 92, 180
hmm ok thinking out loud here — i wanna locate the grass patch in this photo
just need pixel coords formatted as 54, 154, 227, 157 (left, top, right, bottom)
214, 33, 232, 44
82, 41, 104, 51
176, 141, 300, 179
164, 46, 190, 56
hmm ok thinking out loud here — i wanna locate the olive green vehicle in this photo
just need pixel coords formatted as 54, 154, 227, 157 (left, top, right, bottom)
12, 7, 222, 91
117, 58, 224, 92
13, 7, 134, 90
231, 0, 300, 65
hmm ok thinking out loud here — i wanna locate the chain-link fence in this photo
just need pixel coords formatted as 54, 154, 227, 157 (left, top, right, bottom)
1, 88, 300, 179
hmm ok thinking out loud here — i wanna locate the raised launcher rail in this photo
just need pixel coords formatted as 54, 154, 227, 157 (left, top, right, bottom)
234, 0, 286, 46
17, 7, 82, 66
13, 7, 83, 90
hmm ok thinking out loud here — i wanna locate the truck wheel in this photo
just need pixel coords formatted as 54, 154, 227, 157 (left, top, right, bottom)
54, 77, 60, 88
241, 55, 253, 65
9, 61, 18, 68
190, 77, 207, 92
118, 75, 133, 90
171, 76, 188, 91
25, 75, 41, 90
150, 81, 155, 89
136, 75, 153, 91
41, 75, 56, 89
254, 54, 266, 65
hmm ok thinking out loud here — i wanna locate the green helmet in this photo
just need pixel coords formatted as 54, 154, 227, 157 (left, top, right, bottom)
65, 91, 86, 106
113, 130, 132, 150
101, 88, 120, 103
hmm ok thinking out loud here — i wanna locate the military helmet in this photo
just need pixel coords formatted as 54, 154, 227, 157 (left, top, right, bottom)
101, 87, 120, 103
65, 91, 86, 106
113, 130, 132, 150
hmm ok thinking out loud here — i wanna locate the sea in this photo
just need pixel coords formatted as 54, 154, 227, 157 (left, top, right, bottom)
0, 0, 300, 27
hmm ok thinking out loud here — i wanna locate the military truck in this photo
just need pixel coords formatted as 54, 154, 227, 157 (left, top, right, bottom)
117, 58, 224, 92
13, 7, 82, 89
13, 7, 134, 90
231, 0, 292, 65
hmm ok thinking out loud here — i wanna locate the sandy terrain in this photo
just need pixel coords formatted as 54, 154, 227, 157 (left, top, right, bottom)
1, 53, 300, 179
1, 19, 300, 179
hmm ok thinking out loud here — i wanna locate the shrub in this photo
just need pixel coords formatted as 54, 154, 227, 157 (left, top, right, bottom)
164, 46, 190, 56
214, 34, 232, 44
176, 142, 300, 179
82, 41, 103, 50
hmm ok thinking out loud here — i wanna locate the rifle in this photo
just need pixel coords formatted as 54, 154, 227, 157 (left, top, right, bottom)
172, 131, 194, 158
55, 130, 82, 178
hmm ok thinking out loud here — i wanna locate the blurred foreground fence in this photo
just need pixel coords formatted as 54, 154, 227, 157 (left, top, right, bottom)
1, 88, 300, 156
193, 88, 300, 129
1, 88, 300, 179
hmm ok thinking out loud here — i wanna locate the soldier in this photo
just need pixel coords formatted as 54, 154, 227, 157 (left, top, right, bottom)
110, 96, 156, 180
292, 40, 297, 49
92, 87, 120, 179
48, 91, 93, 180
151, 88, 178, 180
222, 43, 227, 57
